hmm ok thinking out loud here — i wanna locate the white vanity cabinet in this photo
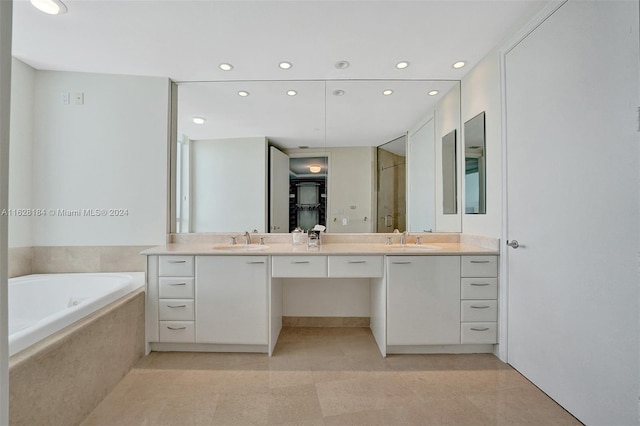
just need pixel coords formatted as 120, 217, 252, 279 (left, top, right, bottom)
195, 256, 268, 345
460, 256, 498, 344
386, 256, 461, 346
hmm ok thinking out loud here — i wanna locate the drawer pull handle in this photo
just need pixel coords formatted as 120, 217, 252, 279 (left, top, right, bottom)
167, 326, 187, 331
471, 305, 491, 309
293, 261, 311, 264
247, 261, 266, 264
470, 283, 490, 286
391, 261, 412, 264
470, 260, 490, 264
167, 260, 187, 264
471, 327, 490, 332
167, 305, 186, 308
168, 282, 187, 286
348, 261, 366, 264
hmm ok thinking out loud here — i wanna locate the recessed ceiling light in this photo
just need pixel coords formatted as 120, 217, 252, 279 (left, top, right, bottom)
382, 89, 394, 96
428, 90, 439, 96
279, 61, 292, 70
287, 90, 297, 96
219, 63, 233, 71
396, 61, 409, 69
333, 89, 345, 96
335, 61, 350, 69
30, 0, 67, 14
453, 61, 466, 69
309, 165, 322, 173
238, 91, 250, 97
192, 117, 206, 125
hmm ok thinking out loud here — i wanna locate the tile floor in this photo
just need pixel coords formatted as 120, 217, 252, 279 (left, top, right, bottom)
82, 327, 581, 425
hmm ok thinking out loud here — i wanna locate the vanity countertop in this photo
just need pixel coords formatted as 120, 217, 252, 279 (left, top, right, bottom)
141, 242, 498, 256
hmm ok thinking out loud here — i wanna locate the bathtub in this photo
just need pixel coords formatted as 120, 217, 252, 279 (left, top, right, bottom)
9, 272, 145, 356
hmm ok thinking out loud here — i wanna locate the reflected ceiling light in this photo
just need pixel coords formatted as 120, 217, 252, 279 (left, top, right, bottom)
286, 90, 297, 96
428, 90, 439, 96
335, 60, 350, 69
452, 61, 466, 69
192, 117, 206, 125
279, 61, 293, 70
382, 89, 394, 96
30, 0, 67, 14
309, 165, 322, 173
395, 61, 409, 69
237, 91, 250, 97
219, 63, 233, 71
333, 89, 345, 96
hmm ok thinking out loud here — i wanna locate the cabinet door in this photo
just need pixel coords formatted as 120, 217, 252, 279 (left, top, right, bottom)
387, 256, 461, 345
195, 256, 268, 345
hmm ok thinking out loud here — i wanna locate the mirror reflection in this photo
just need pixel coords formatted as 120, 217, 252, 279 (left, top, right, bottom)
442, 129, 458, 214
464, 112, 486, 214
174, 80, 461, 233
376, 136, 406, 232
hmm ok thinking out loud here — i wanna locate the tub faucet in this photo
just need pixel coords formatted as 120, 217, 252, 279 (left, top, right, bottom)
244, 231, 251, 245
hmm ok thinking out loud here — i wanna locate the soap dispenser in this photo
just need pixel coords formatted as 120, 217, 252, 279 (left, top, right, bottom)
291, 227, 303, 245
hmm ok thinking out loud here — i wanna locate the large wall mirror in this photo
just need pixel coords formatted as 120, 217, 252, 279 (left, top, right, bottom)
464, 111, 486, 214
172, 80, 462, 233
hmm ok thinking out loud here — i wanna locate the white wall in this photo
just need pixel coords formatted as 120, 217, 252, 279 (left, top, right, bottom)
0, 2, 11, 423
190, 137, 267, 233
434, 83, 462, 232
283, 279, 370, 317
460, 48, 502, 237
31, 71, 170, 246
8, 59, 35, 248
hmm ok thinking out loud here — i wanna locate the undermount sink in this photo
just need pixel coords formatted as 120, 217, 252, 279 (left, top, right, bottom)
388, 245, 440, 251
212, 244, 270, 251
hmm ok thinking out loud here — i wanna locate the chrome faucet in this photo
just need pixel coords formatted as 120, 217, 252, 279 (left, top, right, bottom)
244, 231, 251, 245
400, 231, 408, 246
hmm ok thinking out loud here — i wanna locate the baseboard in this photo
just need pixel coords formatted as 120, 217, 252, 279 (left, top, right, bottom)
282, 316, 370, 327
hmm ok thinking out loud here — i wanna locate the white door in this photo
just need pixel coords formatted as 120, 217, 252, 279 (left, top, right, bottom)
407, 118, 435, 232
269, 146, 290, 233
504, 2, 639, 424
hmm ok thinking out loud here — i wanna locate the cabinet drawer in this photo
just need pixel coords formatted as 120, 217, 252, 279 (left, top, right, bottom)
159, 277, 195, 298
159, 299, 195, 321
461, 300, 498, 322
159, 255, 194, 277
328, 256, 383, 278
461, 278, 498, 299
272, 256, 327, 278
461, 256, 498, 277
159, 321, 195, 343
461, 322, 497, 344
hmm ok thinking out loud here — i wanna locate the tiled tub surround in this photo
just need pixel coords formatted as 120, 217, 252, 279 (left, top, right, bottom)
8, 245, 152, 278
144, 233, 499, 357
9, 279, 146, 426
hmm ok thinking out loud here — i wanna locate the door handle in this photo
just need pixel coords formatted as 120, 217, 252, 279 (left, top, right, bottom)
507, 240, 519, 249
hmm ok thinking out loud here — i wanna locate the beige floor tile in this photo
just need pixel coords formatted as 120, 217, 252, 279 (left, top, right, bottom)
82, 327, 580, 426
267, 384, 323, 424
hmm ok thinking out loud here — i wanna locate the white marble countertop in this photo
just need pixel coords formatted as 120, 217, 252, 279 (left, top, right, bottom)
141, 242, 498, 256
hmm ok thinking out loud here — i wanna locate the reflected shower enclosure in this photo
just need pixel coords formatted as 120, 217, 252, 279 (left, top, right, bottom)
377, 135, 406, 232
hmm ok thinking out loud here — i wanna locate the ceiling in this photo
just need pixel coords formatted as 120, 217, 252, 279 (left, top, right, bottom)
11, 0, 547, 148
